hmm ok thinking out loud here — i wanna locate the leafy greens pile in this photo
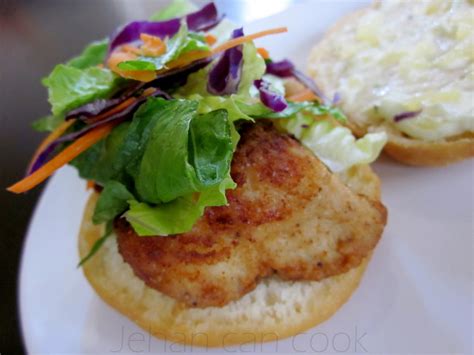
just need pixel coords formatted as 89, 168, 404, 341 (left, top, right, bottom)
28, 0, 387, 254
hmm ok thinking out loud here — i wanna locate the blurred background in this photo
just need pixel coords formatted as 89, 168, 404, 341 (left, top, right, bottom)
0, 0, 305, 352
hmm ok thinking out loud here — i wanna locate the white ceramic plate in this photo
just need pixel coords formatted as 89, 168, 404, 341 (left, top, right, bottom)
20, 1, 473, 353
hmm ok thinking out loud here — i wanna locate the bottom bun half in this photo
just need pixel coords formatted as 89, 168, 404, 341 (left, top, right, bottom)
79, 165, 378, 347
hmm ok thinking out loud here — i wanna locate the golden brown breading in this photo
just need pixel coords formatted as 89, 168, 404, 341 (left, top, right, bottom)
116, 122, 387, 307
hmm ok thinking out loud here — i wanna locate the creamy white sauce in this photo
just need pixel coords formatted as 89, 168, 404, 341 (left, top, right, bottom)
317, 0, 474, 141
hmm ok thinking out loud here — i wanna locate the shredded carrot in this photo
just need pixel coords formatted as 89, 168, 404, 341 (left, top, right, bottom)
142, 87, 157, 96
111, 27, 287, 82
287, 89, 317, 102
87, 97, 137, 124
87, 88, 155, 123
120, 69, 156, 82
23, 87, 152, 191
257, 47, 270, 59
107, 26, 288, 81
140, 33, 165, 47
122, 44, 142, 55
8, 123, 117, 194
11, 27, 289, 192
205, 34, 217, 46
107, 51, 156, 82
86, 180, 95, 190
27, 120, 75, 173
165, 50, 212, 69
108, 50, 136, 67
211, 27, 287, 55
166, 27, 287, 71
140, 33, 166, 57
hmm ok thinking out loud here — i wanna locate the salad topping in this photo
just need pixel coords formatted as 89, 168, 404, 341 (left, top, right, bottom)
8, 0, 386, 262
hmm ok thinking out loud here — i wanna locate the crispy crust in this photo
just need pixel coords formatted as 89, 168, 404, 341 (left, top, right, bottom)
114, 123, 386, 308
78, 163, 381, 347
384, 131, 474, 166
308, 1, 474, 166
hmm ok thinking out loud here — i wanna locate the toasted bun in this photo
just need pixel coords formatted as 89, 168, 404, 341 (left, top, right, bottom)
78, 165, 380, 347
309, 1, 474, 166
383, 128, 474, 166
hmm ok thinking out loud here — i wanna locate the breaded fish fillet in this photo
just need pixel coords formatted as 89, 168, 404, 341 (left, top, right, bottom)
116, 122, 387, 307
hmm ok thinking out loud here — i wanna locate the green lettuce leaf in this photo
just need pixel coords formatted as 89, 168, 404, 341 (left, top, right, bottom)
72, 98, 236, 236
196, 95, 253, 122
278, 114, 387, 172
192, 94, 256, 146
92, 181, 134, 224
133, 98, 199, 203
118, 23, 208, 72
77, 220, 113, 267
189, 109, 234, 186
31, 115, 63, 132
126, 197, 203, 236
197, 174, 236, 207
175, 64, 209, 96
150, 0, 197, 21
134, 98, 233, 203
35, 39, 110, 126
73, 97, 235, 201
121, 98, 236, 236
67, 39, 108, 69
126, 175, 235, 236
181, 32, 210, 53
71, 121, 131, 185
237, 42, 266, 95
236, 99, 347, 121
43, 64, 124, 116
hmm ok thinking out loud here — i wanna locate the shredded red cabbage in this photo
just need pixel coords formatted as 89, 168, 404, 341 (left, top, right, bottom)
27, 90, 168, 175
66, 97, 126, 120
108, 2, 221, 56
65, 83, 145, 121
27, 142, 60, 176
265, 59, 328, 104
148, 56, 213, 89
207, 28, 244, 95
291, 68, 328, 104
265, 59, 294, 77
255, 79, 288, 112
394, 109, 422, 122
65, 57, 210, 121
186, 2, 221, 32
